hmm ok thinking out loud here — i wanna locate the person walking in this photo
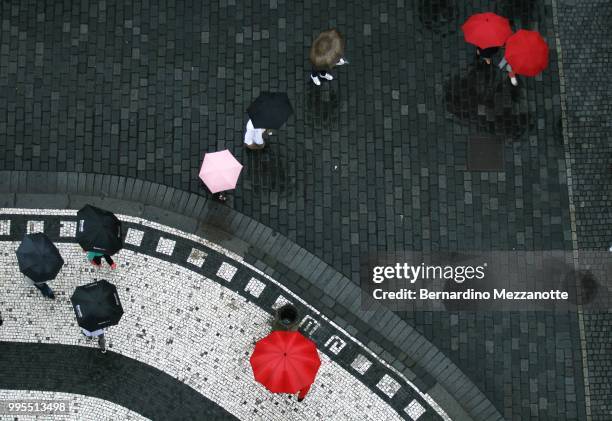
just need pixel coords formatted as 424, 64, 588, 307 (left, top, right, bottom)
243, 119, 266, 150
25, 276, 56, 299
297, 384, 311, 402
498, 56, 518, 86
86, 250, 117, 269
309, 28, 348, 86
81, 327, 107, 353
476, 46, 500, 65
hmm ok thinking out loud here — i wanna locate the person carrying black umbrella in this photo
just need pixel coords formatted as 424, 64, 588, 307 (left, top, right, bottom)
71, 279, 123, 354
245, 92, 293, 151
76, 205, 122, 269
16, 233, 64, 300
25, 277, 56, 299
86, 250, 117, 269
81, 327, 107, 353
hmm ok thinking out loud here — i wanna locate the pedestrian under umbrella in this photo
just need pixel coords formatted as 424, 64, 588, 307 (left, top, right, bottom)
247, 92, 293, 129
309, 28, 348, 86
461, 13, 513, 65
498, 29, 549, 86
16, 233, 64, 300
71, 279, 123, 353
250, 331, 321, 402
76, 205, 123, 256
199, 149, 243, 202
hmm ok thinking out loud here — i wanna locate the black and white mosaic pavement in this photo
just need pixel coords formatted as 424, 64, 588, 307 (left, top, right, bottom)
0, 0, 609, 419
0, 209, 447, 421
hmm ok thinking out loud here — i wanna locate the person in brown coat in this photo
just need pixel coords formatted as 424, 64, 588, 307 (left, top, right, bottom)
309, 28, 348, 86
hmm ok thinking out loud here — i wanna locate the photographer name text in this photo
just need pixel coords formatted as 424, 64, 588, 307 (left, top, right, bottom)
372, 288, 569, 301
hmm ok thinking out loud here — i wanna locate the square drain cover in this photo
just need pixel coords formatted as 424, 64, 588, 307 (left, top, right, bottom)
468, 135, 504, 171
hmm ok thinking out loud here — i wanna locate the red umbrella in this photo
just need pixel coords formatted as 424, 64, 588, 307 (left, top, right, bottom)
504, 30, 549, 77
250, 331, 321, 397
461, 12, 513, 49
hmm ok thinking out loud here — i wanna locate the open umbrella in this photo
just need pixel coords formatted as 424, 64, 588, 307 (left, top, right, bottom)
250, 331, 321, 397
76, 205, 123, 255
16, 233, 64, 283
70, 279, 123, 331
461, 13, 513, 49
309, 29, 345, 70
247, 92, 293, 130
504, 30, 549, 77
199, 150, 243, 194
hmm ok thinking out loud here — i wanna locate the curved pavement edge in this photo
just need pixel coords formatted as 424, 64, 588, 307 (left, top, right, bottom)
0, 170, 502, 421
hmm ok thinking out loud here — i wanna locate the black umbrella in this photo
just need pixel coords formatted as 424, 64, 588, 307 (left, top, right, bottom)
16, 233, 64, 283
76, 205, 123, 255
70, 280, 124, 331
247, 92, 293, 129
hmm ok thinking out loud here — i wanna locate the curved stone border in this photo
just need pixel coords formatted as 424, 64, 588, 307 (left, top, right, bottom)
0, 389, 149, 420
0, 171, 502, 421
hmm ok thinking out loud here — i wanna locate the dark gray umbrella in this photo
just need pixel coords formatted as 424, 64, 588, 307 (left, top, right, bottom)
71, 280, 124, 331
16, 233, 64, 283
247, 92, 293, 130
76, 205, 123, 255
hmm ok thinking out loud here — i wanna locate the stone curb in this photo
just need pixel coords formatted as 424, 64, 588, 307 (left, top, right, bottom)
0, 170, 503, 421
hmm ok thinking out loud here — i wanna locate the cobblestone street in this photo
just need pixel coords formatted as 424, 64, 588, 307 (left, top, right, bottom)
0, 0, 610, 420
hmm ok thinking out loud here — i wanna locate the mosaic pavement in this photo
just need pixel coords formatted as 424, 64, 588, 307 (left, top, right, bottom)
0, 209, 446, 421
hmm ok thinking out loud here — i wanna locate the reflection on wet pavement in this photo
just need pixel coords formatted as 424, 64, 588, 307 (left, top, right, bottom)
444, 61, 533, 139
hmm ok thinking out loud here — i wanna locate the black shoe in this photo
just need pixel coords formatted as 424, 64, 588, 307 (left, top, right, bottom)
48, 292, 56, 300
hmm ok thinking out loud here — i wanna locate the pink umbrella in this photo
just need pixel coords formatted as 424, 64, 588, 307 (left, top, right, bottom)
199, 150, 243, 193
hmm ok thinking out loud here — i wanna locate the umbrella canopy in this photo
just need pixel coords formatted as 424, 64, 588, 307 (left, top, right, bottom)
309, 29, 345, 70
247, 92, 293, 130
76, 205, 123, 255
504, 30, 549, 77
70, 279, 124, 331
16, 233, 64, 283
199, 150, 243, 194
461, 13, 513, 49
250, 331, 321, 394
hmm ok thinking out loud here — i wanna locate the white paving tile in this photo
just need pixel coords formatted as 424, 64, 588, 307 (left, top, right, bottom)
125, 228, 145, 247
26, 220, 44, 234
405, 399, 426, 420
187, 248, 207, 267
59, 221, 77, 237
216, 262, 237, 282
0, 220, 10, 235
351, 354, 373, 375
244, 277, 266, 298
272, 295, 291, 310
376, 374, 401, 398
155, 237, 175, 255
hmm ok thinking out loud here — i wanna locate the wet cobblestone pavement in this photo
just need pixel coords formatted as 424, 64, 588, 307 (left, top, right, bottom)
555, 0, 612, 419
0, 0, 610, 419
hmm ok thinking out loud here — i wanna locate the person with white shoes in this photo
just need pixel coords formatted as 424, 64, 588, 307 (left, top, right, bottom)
498, 56, 518, 86
309, 29, 347, 86
243, 119, 266, 150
